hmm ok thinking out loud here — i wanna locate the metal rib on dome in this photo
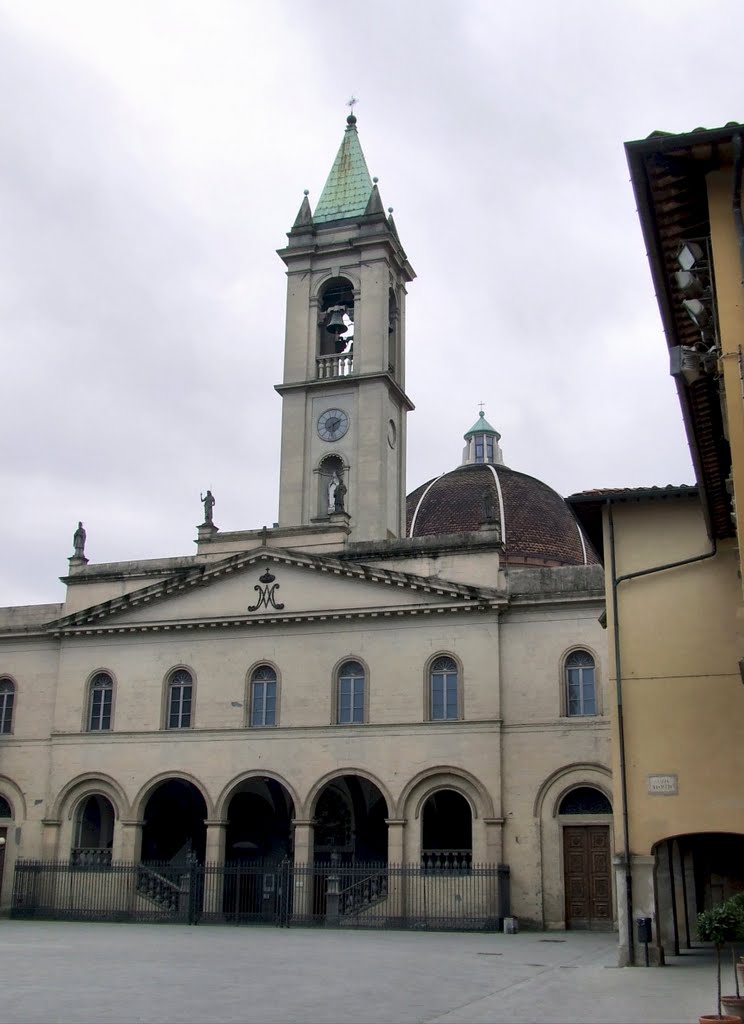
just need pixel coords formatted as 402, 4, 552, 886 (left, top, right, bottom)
406, 464, 597, 567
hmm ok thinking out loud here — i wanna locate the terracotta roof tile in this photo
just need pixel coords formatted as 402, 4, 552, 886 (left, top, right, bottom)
407, 464, 598, 567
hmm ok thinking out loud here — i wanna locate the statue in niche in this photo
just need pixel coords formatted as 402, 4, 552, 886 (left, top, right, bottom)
72, 521, 86, 559
327, 472, 339, 514
334, 477, 347, 513
200, 490, 215, 526
327, 472, 347, 514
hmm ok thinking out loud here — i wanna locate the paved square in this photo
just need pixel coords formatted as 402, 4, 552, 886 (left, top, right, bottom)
0, 921, 713, 1023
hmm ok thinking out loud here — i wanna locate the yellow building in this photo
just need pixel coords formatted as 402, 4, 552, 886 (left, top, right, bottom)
570, 122, 744, 965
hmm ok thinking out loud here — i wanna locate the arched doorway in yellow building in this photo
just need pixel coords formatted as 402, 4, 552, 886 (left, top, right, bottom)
653, 832, 744, 956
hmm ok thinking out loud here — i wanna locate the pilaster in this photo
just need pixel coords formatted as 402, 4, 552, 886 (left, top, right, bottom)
292, 819, 314, 920
385, 818, 406, 923
113, 819, 143, 863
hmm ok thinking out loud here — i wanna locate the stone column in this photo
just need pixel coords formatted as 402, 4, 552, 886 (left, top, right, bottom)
40, 820, 62, 911
41, 819, 61, 860
114, 819, 143, 863
483, 818, 505, 926
483, 818, 504, 864
114, 820, 143, 916
292, 819, 314, 921
385, 819, 406, 924
204, 820, 227, 864
203, 820, 228, 918
615, 853, 664, 966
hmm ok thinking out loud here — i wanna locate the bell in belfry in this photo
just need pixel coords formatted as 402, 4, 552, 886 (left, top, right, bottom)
325, 306, 347, 334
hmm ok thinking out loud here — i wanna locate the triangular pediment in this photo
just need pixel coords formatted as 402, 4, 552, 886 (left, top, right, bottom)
48, 547, 503, 635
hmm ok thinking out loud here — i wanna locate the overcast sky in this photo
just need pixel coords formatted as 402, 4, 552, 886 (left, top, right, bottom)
2, 0, 742, 606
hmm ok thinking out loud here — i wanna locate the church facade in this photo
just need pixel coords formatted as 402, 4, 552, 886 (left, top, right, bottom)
0, 115, 612, 930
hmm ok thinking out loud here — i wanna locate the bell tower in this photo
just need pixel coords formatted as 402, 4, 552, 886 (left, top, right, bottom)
275, 114, 415, 542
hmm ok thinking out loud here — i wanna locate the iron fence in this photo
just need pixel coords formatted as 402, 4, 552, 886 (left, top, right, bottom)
11, 858, 510, 931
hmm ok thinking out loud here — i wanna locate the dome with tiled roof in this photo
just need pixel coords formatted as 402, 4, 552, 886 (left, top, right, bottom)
406, 412, 598, 567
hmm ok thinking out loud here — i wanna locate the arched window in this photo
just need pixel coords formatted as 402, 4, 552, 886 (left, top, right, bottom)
429, 656, 459, 721
250, 665, 277, 727
167, 669, 193, 729
422, 790, 472, 870
559, 787, 612, 814
336, 661, 365, 724
87, 673, 113, 731
72, 794, 115, 867
0, 678, 15, 734
0, 796, 12, 818
564, 650, 597, 717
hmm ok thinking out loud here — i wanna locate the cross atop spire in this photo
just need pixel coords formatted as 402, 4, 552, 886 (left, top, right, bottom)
313, 111, 374, 224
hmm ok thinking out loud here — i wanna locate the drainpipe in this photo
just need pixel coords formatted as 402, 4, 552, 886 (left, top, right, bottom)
606, 498, 717, 966
732, 134, 744, 287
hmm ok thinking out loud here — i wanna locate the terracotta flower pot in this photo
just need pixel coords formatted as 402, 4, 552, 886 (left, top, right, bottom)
721, 996, 744, 1022
698, 1016, 742, 1023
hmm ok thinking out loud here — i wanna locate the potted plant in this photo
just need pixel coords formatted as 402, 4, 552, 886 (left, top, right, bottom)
697, 902, 744, 1022
720, 894, 744, 1021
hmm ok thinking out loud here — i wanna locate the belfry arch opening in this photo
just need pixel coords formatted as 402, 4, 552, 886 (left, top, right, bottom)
421, 789, 473, 869
388, 287, 398, 374
313, 775, 388, 864
318, 277, 354, 357
141, 779, 207, 863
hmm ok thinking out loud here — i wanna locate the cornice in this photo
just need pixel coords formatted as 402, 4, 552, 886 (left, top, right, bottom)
274, 370, 415, 412
47, 719, 505, 743
50, 599, 501, 638
43, 547, 504, 638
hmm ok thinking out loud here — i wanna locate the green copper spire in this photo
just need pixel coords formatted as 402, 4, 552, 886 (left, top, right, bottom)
464, 410, 501, 440
313, 115, 374, 224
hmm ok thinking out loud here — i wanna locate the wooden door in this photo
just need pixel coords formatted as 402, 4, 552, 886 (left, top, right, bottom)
563, 825, 612, 929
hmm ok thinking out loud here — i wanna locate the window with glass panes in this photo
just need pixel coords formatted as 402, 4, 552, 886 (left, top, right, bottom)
337, 661, 365, 724
0, 679, 14, 734
88, 672, 113, 731
430, 656, 459, 720
565, 650, 597, 716
167, 669, 193, 729
250, 666, 277, 726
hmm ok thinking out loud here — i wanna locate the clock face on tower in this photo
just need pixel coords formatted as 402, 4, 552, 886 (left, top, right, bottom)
317, 408, 350, 442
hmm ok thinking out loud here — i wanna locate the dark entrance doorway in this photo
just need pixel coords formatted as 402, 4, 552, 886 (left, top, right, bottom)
141, 779, 207, 863
563, 825, 612, 929
313, 775, 388, 864
223, 777, 295, 922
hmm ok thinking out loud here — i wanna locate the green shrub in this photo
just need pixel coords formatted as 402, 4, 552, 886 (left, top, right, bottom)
698, 903, 743, 1015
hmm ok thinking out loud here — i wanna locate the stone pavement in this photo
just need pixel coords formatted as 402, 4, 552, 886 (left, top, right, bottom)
0, 920, 715, 1023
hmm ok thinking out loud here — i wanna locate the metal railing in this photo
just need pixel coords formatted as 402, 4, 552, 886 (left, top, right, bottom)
11, 858, 510, 931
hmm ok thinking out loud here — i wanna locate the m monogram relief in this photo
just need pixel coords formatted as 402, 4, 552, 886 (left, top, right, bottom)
248, 569, 285, 612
